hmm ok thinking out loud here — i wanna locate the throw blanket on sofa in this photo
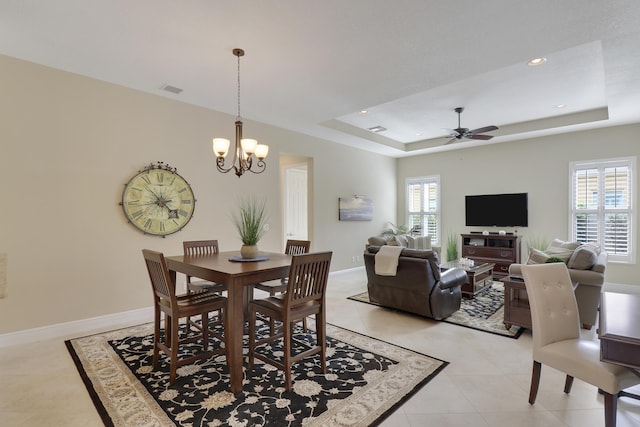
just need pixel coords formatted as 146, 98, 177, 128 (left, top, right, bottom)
374, 245, 404, 276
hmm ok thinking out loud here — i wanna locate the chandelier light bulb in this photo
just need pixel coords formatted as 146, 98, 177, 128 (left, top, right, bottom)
255, 144, 269, 160
213, 138, 230, 157
240, 138, 258, 155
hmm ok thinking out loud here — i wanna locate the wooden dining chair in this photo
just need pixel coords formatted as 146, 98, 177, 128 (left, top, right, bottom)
253, 239, 312, 331
183, 240, 227, 294
142, 249, 229, 385
253, 239, 311, 296
521, 263, 640, 427
248, 251, 332, 391
183, 240, 227, 328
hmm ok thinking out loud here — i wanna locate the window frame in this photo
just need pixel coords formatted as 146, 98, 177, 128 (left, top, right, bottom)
569, 156, 636, 264
405, 175, 441, 246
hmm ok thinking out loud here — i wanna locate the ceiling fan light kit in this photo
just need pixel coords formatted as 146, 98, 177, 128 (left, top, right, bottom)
443, 107, 498, 145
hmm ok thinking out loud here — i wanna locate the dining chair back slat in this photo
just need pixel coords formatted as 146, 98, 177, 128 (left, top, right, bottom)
286, 252, 330, 307
144, 250, 176, 304
285, 239, 311, 256
183, 240, 219, 256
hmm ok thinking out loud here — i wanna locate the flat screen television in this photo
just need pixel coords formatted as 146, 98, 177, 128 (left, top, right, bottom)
465, 193, 528, 227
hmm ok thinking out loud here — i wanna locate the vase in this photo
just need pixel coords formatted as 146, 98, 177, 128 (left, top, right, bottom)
240, 244, 259, 259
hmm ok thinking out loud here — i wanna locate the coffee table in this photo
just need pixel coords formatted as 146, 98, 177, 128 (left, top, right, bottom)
441, 261, 494, 298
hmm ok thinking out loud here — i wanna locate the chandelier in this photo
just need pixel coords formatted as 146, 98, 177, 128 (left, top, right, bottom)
212, 48, 269, 177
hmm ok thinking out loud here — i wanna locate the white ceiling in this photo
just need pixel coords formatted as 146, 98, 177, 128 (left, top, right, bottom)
2, 1, 640, 157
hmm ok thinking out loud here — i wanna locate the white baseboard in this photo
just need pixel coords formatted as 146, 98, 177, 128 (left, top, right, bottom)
0, 307, 154, 348
0, 270, 362, 348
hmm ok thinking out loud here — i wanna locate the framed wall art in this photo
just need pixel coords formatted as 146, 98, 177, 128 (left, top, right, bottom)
338, 196, 373, 221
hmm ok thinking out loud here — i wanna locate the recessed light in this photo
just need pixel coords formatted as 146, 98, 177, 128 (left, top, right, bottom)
359, 110, 368, 115
527, 57, 547, 67
556, 104, 567, 109
415, 133, 423, 137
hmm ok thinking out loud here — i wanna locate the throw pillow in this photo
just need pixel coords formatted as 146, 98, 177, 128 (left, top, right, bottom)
368, 236, 387, 246
545, 238, 580, 262
407, 235, 432, 250
547, 238, 581, 252
527, 248, 550, 264
567, 244, 599, 270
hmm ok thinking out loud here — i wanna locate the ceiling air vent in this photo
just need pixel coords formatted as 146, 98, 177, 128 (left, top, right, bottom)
368, 125, 387, 133
160, 84, 183, 94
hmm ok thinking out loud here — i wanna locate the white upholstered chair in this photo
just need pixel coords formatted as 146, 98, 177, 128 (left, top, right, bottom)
521, 263, 640, 427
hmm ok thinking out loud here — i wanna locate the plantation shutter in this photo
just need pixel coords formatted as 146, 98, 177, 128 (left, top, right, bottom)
570, 159, 634, 263
407, 176, 440, 245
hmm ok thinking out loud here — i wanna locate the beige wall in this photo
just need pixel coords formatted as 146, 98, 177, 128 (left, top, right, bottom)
397, 126, 639, 285
0, 55, 396, 334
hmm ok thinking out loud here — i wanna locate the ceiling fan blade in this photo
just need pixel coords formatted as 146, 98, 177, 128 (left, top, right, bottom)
444, 137, 458, 145
469, 125, 498, 134
467, 134, 494, 140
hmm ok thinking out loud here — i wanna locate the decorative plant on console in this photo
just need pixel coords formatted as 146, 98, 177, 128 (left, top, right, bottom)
381, 222, 409, 236
446, 231, 458, 262
231, 196, 269, 259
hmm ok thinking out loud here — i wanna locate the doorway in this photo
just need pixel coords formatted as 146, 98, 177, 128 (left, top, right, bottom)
281, 155, 312, 249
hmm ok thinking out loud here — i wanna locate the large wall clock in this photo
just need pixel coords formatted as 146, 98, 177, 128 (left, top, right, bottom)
120, 162, 196, 236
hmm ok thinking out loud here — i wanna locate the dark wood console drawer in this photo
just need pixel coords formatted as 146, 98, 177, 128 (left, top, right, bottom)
462, 247, 515, 260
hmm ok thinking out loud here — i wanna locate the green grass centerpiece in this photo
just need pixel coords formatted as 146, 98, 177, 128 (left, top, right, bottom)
231, 196, 269, 259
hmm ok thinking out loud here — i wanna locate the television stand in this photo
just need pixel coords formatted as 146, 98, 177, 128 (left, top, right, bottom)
461, 233, 521, 279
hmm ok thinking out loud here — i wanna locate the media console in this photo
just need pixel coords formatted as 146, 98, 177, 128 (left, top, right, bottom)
461, 233, 521, 279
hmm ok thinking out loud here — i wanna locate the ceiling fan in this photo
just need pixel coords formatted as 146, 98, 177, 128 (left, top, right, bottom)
443, 107, 498, 144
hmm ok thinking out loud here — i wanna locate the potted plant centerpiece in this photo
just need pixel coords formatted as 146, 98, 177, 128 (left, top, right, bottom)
231, 196, 269, 259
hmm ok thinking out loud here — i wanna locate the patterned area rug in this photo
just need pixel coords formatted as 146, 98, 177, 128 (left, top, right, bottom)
348, 282, 524, 338
65, 320, 447, 426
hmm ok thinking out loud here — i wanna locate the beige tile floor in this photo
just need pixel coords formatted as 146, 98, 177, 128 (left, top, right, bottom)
1, 267, 639, 426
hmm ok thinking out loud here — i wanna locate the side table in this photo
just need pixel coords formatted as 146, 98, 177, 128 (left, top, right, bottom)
501, 275, 579, 330
501, 276, 531, 330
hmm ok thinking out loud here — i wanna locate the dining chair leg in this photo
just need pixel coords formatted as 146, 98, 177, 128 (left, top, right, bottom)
529, 361, 541, 404
564, 375, 574, 394
170, 315, 180, 385
153, 307, 161, 369
317, 311, 327, 374
284, 319, 293, 391
604, 392, 617, 427
248, 308, 257, 370
202, 312, 209, 351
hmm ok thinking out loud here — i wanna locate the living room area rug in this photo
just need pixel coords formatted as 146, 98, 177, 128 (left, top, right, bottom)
65, 320, 448, 427
348, 281, 524, 339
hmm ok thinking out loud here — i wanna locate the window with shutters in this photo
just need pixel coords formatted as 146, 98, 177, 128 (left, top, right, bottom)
406, 176, 440, 245
570, 157, 636, 263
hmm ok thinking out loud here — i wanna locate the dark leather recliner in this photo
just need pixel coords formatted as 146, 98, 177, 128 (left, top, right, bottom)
364, 246, 466, 320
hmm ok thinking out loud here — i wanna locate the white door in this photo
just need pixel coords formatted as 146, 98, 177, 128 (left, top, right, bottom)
285, 165, 308, 241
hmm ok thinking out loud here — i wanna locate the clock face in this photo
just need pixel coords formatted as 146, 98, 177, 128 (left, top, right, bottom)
121, 166, 195, 236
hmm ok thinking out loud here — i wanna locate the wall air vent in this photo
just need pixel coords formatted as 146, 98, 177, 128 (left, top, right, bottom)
160, 84, 183, 94
368, 125, 387, 133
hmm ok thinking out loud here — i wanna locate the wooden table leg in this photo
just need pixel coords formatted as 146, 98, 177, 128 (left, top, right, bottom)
226, 278, 245, 394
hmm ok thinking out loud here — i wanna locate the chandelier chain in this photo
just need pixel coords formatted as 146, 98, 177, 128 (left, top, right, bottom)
236, 52, 241, 121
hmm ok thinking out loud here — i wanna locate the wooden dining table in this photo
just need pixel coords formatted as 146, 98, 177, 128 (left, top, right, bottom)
165, 250, 292, 394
